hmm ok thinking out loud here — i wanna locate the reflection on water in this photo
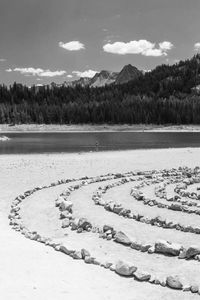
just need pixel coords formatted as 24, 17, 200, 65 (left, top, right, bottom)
1, 132, 200, 154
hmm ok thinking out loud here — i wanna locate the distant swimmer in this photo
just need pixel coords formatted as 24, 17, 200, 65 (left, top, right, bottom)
95, 140, 99, 151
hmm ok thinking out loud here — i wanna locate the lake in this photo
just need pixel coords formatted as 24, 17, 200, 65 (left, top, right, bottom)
1, 132, 200, 154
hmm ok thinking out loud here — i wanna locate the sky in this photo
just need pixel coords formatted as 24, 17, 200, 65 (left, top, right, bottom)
1, 0, 200, 86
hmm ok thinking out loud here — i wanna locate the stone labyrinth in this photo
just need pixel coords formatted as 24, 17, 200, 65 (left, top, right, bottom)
9, 167, 200, 296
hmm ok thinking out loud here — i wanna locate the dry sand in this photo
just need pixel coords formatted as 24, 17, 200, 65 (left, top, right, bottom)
1, 148, 200, 300
1, 124, 200, 132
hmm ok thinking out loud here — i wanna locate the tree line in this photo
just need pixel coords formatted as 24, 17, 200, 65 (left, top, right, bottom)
0, 55, 200, 125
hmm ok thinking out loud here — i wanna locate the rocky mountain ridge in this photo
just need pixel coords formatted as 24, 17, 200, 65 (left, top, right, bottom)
52, 64, 142, 88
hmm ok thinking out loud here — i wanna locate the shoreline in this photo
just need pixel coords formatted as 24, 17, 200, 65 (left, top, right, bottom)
1, 124, 200, 132
0, 147, 197, 157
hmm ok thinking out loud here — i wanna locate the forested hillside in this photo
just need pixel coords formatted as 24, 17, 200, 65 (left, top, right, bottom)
1, 55, 200, 125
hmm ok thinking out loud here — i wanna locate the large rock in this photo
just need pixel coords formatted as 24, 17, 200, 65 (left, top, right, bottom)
114, 231, 131, 245
70, 219, 79, 230
134, 271, 151, 281
60, 210, 72, 219
78, 218, 92, 230
59, 200, 73, 212
166, 276, 183, 290
61, 219, 70, 228
55, 196, 64, 207
84, 256, 95, 264
113, 206, 123, 214
106, 201, 115, 211
130, 189, 144, 200
190, 285, 199, 293
131, 241, 142, 251
103, 225, 114, 233
81, 248, 90, 259
60, 245, 74, 255
155, 240, 182, 256
186, 245, 200, 259
178, 248, 187, 259
115, 260, 137, 276
73, 251, 82, 259
169, 203, 182, 211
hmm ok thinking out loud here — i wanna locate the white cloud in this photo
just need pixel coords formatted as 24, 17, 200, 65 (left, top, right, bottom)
159, 41, 173, 51
0, 58, 6, 62
67, 74, 73, 78
38, 70, 66, 77
59, 41, 85, 51
72, 69, 98, 78
103, 39, 173, 56
143, 48, 164, 57
7, 67, 66, 77
194, 43, 200, 51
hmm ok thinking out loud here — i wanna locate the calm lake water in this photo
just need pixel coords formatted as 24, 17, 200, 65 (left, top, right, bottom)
1, 132, 200, 154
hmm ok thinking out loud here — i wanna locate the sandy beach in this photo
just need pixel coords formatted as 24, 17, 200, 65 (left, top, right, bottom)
1, 148, 200, 300
1, 124, 200, 132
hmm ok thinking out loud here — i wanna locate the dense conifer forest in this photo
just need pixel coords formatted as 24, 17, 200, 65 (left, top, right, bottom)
1, 55, 200, 125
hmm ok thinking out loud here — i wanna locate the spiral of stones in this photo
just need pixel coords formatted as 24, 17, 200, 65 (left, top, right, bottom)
8, 166, 200, 295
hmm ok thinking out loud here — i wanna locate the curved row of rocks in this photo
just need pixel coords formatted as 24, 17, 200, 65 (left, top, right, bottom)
155, 183, 200, 208
91, 183, 200, 262
175, 182, 200, 200
56, 186, 200, 262
91, 168, 200, 237
9, 171, 136, 232
94, 181, 200, 236
131, 180, 200, 217
54, 175, 200, 293
8, 168, 200, 296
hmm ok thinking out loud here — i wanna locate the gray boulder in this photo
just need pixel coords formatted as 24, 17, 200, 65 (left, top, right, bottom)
73, 251, 82, 259
84, 256, 95, 264
55, 196, 64, 207
70, 218, 79, 230
134, 271, 151, 281
103, 225, 114, 233
131, 241, 142, 251
60, 210, 72, 219
114, 231, 131, 245
60, 245, 74, 255
59, 200, 73, 212
169, 203, 182, 211
190, 285, 199, 293
115, 260, 137, 276
61, 219, 70, 228
81, 248, 90, 259
78, 218, 92, 230
186, 245, 200, 259
166, 276, 183, 290
178, 248, 187, 259
155, 240, 182, 256
113, 206, 123, 214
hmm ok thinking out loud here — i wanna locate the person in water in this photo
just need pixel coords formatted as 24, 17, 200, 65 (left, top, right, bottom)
95, 140, 99, 151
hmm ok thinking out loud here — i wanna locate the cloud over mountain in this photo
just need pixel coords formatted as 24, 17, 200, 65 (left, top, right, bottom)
72, 69, 98, 78
6, 67, 66, 77
59, 41, 85, 51
103, 40, 173, 56
194, 43, 200, 51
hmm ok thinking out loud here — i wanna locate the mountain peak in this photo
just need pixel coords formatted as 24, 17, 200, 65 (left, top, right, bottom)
115, 64, 142, 85
59, 64, 142, 88
90, 70, 118, 87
